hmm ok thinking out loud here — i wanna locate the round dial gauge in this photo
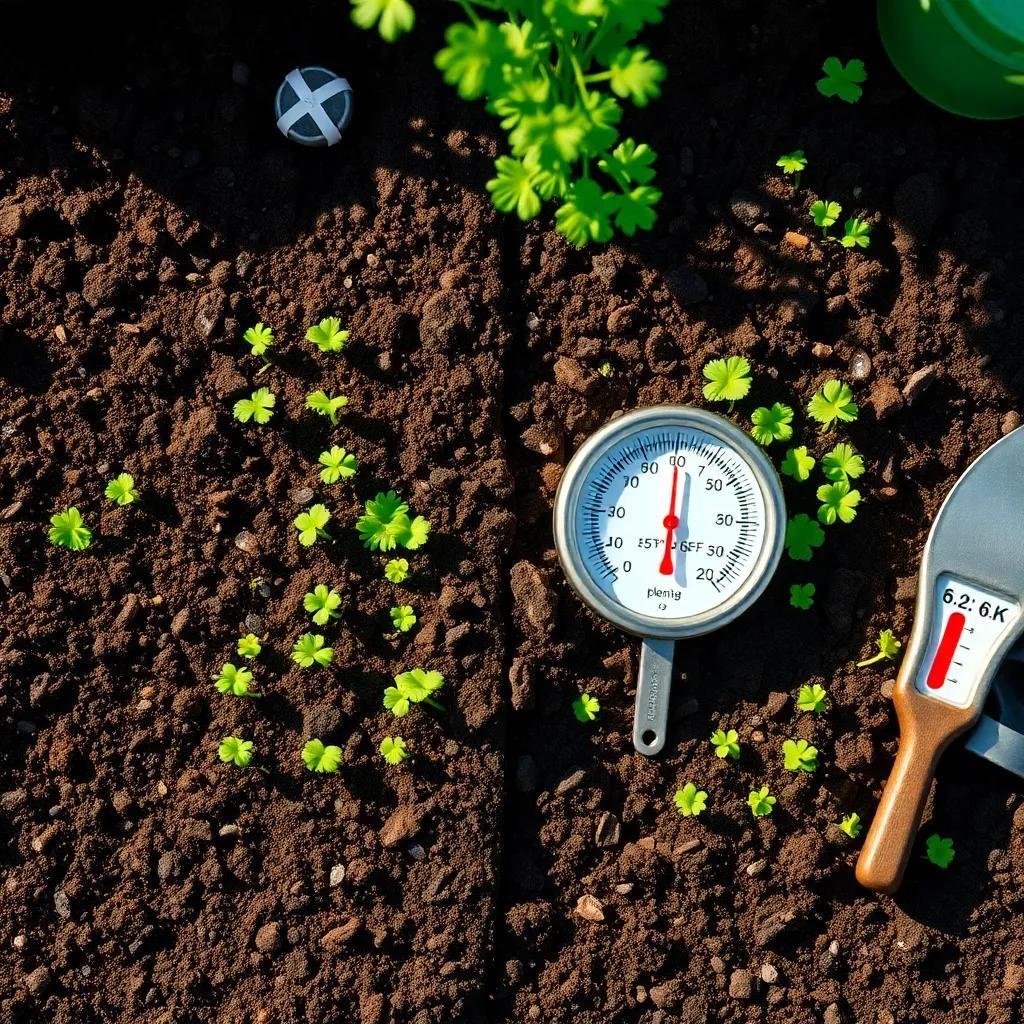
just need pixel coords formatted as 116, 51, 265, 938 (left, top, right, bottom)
554, 406, 786, 639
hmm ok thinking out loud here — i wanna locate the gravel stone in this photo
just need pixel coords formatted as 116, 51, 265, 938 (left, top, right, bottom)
728, 969, 754, 1000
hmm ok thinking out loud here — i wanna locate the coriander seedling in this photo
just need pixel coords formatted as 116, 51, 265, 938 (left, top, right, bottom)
702, 355, 752, 407
807, 380, 858, 431
356, 492, 430, 552
303, 584, 342, 626
822, 443, 864, 483
710, 728, 740, 760
237, 633, 262, 659
390, 605, 416, 633
214, 662, 261, 698
292, 633, 334, 668
776, 149, 807, 189
294, 504, 331, 547
797, 683, 828, 713
785, 514, 825, 561
810, 199, 842, 236
857, 628, 902, 667
841, 217, 872, 249
597, 360, 614, 378
319, 446, 358, 484
925, 833, 955, 868
384, 558, 410, 584
218, 736, 254, 768
233, 387, 276, 425
750, 403, 794, 446
384, 668, 445, 717
105, 472, 139, 506
573, 693, 600, 723
380, 735, 410, 765
838, 813, 863, 839
782, 738, 818, 772
302, 738, 343, 773
817, 57, 867, 103
306, 317, 349, 353
673, 782, 708, 818
242, 322, 274, 373
49, 507, 92, 551
817, 480, 861, 525
748, 786, 776, 817
781, 446, 815, 482
306, 390, 349, 426
790, 583, 816, 610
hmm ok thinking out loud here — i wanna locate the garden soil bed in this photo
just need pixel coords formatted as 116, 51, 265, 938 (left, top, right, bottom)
2, 1, 1024, 1023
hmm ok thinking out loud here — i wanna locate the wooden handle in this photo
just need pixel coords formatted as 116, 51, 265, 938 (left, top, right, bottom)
856, 725, 941, 894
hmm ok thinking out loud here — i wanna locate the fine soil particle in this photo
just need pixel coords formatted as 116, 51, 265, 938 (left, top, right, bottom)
2, 1, 1024, 1023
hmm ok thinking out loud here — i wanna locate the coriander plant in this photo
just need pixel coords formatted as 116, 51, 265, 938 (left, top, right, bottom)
356, 491, 430, 551
776, 149, 807, 189
306, 317, 349, 353
214, 662, 261, 698
384, 558, 410, 583
750, 403, 794, 447
218, 736, 254, 768
49, 507, 92, 551
789, 583, 815, 610
292, 633, 334, 668
702, 355, 752, 407
233, 387, 276, 425
857, 628, 902, 668
748, 786, 776, 817
302, 738, 343, 773
306, 390, 349, 425
781, 446, 815, 482
237, 633, 262, 659
838, 813, 863, 839
390, 605, 417, 633
810, 199, 842, 236
782, 738, 818, 772
816, 57, 866, 103
710, 728, 740, 760
384, 668, 445, 717
822, 442, 864, 483
304, 584, 342, 626
243, 322, 274, 372
785, 514, 825, 561
572, 692, 600, 723
797, 683, 828, 713
294, 504, 332, 547
319, 446, 358, 484
817, 480, 861, 525
673, 782, 708, 818
105, 472, 139, 506
841, 217, 872, 249
925, 833, 955, 869
380, 735, 410, 765
807, 380, 858, 431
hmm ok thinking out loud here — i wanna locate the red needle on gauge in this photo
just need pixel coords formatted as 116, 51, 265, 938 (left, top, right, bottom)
658, 466, 681, 576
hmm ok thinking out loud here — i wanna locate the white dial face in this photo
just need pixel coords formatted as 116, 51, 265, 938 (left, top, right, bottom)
572, 424, 769, 622
913, 574, 1022, 708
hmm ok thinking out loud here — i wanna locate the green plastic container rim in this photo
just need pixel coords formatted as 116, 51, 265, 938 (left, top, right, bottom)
939, 0, 1024, 71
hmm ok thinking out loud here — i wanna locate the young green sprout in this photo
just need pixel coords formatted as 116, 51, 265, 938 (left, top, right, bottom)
214, 662, 261, 698
233, 387, 276, 425
104, 472, 139, 506
710, 728, 740, 760
776, 148, 807, 188
356, 491, 430, 551
841, 217, 872, 249
748, 786, 776, 817
597, 360, 614, 378
306, 317, 349, 354
318, 446, 358, 484
810, 199, 842, 236
838, 813, 863, 839
807, 380, 858, 431
673, 782, 708, 818
822, 443, 865, 483
702, 355, 752, 408
390, 605, 417, 633
292, 633, 334, 668
781, 446, 815, 482
925, 833, 955, 869
237, 633, 262, 659
782, 738, 818, 772
573, 693, 600, 722
218, 736, 254, 768
797, 683, 828, 713
49, 508, 92, 551
816, 56, 867, 103
817, 480, 861, 526
302, 738, 343, 773
303, 584, 342, 626
242, 323, 274, 372
785, 514, 825, 562
750, 403, 794, 446
789, 583, 816, 610
306, 390, 349, 426
384, 668, 445, 717
294, 504, 331, 547
384, 558, 410, 584
380, 736, 410, 765
857, 628, 902, 668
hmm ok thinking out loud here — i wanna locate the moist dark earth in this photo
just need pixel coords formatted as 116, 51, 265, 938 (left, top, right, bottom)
1, 1, 1023, 1022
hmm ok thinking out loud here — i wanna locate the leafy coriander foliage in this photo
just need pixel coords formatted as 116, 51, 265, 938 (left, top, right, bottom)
306, 317, 349, 353
841, 217, 872, 249
816, 57, 866, 103
750, 403, 794, 446
302, 738, 343, 773
781, 446, 815, 482
390, 605, 417, 632
380, 735, 410, 765
702, 355, 752, 404
319, 446, 358, 484
384, 668, 445, 717
822, 442, 864, 483
306, 390, 349, 425
356, 491, 430, 552
810, 199, 842, 235
218, 736, 254, 767
304, 584, 342, 626
748, 786, 776, 817
105, 472, 139, 506
243, 322, 274, 368
817, 480, 861, 525
776, 149, 807, 188
797, 683, 828, 713
710, 728, 740, 760
789, 583, 815, 610
857, 628, 902, 667
839, 813, 863, 839
49, 507, 92, 551
782, 738, 818, 772
352, 0, 669, 246
785, 514, 825, 562
385, 558, 410, 583
673, 782, 708, 818
925, 833, 955, 868
214, 663, 260, 697
573, 692, 600, 723
807, 380, 858, 431
233, 387, 276, 424
292, 633, 334, 668
237, 633, 262, 659
294, 504, 332, 547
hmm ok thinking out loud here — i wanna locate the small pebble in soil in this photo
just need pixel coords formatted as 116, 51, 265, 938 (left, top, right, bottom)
760, 963, 779, 985
408, 844, 427, 861
329, 864, 346, 887
811, 343, 833, 360
289, 486, 315, 505
745, 858, 767, 877
595, 811, 621, 848
614, 882, 634, 896
575, 894, 605, 922
848, 350, 872, 381
218, 824, 240, 838
53, 891, 71, 919
233, 529, 258, 554
903, 365, 937, 403
255, 921, 282, 954
12, 934, 27, 950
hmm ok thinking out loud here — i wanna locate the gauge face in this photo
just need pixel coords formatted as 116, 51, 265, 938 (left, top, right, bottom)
555, 408, 785, 638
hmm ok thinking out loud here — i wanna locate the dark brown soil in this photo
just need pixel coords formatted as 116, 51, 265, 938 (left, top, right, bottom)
2, 1, 1024, 1022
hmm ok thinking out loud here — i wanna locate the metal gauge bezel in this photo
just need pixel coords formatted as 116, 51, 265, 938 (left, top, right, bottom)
553, 405, 787, 640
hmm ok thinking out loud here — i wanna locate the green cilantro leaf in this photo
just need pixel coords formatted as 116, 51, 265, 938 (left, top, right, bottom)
673, 782, 708, 818
49, 507, 92, 551
785, 513, 825, 561
781, 446, 816, 482
816, 57, 867, 103
750, 402, 794, 446
817, 480, 861, 525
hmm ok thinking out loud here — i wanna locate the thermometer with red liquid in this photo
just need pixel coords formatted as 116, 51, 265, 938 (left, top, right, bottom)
858, 426, 1024, 893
